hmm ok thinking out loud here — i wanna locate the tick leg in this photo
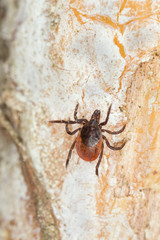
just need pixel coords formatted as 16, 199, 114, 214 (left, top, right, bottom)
74, 103, 79, 120
96, 142, 104, 176
66, 139, 76, 167
49, 120, 79, 124
74, 103, 88, 123
100, 104, 112, 127
102, 124, 126, 135
102, 135, 126, 150
66, 124, 81, 135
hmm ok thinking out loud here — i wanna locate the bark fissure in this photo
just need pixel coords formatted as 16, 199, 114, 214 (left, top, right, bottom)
0, 107, 61, 240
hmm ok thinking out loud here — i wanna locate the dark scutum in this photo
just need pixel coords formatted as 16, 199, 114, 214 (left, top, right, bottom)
81, 119, 101, 147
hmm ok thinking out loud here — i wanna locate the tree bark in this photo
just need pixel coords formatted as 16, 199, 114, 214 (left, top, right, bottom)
1, 0, 160, 240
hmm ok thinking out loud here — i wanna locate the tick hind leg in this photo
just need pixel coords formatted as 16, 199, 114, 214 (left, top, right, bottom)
66, 139, 76, 168
102, 135, 126, 150
96, 142, 104, 176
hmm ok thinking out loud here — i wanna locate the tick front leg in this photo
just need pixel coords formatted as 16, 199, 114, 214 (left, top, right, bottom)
96, 142, 104, 176
66, 139, 76, 167
49, 120, 78, 124
102, 135, 126, 150
74, 103, 88, 123
102, 124, 126, 135
74, 103, 79, 120
66, 124, 81, 135
100, 104, 112, 127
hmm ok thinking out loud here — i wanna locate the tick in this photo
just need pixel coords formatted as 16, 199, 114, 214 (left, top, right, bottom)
49, 104, 126, 176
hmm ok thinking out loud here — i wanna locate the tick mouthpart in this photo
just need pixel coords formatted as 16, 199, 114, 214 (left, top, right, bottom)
91, 110, 100, 123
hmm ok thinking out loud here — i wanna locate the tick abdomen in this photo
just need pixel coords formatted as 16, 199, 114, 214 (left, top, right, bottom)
75, 133, 102, 161
76, 120, 102, 161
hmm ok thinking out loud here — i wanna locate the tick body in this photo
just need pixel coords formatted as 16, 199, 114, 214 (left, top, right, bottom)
49, 104, 126, 176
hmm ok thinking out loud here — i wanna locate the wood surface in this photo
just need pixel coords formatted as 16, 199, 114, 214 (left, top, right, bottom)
0, 0, 160, 240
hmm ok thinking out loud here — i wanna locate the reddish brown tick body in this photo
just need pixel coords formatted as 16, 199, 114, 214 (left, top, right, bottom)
49, 104, 126, 176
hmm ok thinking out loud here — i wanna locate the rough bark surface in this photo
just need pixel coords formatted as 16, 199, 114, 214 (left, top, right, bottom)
0, 0, 160, 240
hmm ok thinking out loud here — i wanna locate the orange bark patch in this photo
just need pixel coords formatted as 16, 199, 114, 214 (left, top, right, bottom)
114, 33, 126, 59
